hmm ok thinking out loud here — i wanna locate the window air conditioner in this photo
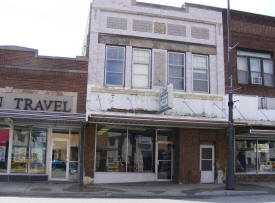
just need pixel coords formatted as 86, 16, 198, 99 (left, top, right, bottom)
252, 77, 262, 85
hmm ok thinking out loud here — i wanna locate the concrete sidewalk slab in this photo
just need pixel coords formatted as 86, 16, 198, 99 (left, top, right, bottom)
0, 181, 274, 199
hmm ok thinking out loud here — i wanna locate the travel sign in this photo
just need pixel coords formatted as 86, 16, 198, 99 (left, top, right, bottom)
0, 88, 77, 113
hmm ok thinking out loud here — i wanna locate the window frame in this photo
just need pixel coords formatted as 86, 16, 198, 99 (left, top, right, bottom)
192, 54, 210, 93
237, 50, 274, 87
235, 137, 275, 175
167, 51, 186, 91
104, 45, 126, 87
131, 48, 152, 89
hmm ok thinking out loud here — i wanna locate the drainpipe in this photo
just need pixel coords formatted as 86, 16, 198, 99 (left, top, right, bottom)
226, 0, 235, 190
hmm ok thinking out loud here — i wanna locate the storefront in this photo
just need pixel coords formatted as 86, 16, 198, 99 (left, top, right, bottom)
94, 124, 175, 183
0, 88, 85, 182
235, 129, 275, 182
84, 114, 235, 184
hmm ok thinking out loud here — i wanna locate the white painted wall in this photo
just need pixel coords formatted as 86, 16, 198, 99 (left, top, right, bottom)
86, 0, 226, 122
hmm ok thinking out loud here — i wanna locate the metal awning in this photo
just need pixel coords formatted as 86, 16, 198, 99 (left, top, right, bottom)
0, 109, 85, 123
89, 113, 247, 129
250, 129, 275, 136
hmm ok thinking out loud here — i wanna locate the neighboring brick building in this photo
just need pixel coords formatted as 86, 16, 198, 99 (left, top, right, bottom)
223, 10, 275, 182
83, 0, 243, 184
0, 46, 88, 182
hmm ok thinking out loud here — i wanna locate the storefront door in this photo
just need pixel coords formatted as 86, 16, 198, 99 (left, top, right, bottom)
50, 138, 69, 180
200, 145, 215, 183
157, 142, 173, 180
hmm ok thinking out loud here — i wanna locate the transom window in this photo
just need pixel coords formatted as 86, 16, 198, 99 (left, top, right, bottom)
132, 48, 151, 89
237, 50, 274, 87
105, 46, 125, 86
192, 54, 209, 93
168, 52, 185, 90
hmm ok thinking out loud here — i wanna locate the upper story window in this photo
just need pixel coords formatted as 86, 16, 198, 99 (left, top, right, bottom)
105, 46, 125, 86
192, 54, 209, 93
132, 48, 151, 89
168, 52, 185, 90
237, 50, 274, 87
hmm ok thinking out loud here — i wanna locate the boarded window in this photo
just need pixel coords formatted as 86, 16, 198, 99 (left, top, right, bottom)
107, 17, 127, 30
191, 27, 209, 40
167, 24, 186, 37
133, 20, 152, 33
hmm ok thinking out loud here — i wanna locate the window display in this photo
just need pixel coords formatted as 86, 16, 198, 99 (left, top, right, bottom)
235, 139, 275, 174
11, 127, 47, 174
96, 125, 155, 173
0, 127, 9, 173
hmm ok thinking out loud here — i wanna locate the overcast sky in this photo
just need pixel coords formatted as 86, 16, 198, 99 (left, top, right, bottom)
0, 0, 274, 58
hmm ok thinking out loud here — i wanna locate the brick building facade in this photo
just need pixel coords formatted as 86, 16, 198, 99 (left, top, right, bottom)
223, 10, 275, 182
0, 46, 88, 182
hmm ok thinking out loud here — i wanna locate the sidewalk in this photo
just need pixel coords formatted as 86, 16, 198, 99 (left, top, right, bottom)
0, 181, 275, 199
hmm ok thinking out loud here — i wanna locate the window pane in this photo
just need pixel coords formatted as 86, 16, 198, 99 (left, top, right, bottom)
169, 66, 183, 77
263, 60, 273, 74
11, 128, 30, 174
133, 64, 149, 75
106, 60, 124, 73
201, 160, 212, 171
29, 129, 47, 174
107, 47, 124, 60
169, 78, 183, 90
235, 140, 257, 173
106, 72, 123, 86
251, 72, 262, 79
264, 74, 274, 87
193, 69, 208, 80
250, 58, 261, 72
96, 126, 127, 172
169, 53, 184, 65
0, 127, 9, 173
128, 128, 154, 172
132, 75, 148, 88
193, 55, 208, 69
106, 46, 124, 86
238, 70, 249, 84
258, 140, 272, 173
237, 57, 248, 71
133, 49, 150, 64
193, 80, 208, 92
202, 148, 212, 159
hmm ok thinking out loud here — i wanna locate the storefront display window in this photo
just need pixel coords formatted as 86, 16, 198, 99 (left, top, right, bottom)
96, 126, 127, 172
0, 126, 10, 173
128, 128, 154, 173
235, 139, 275, 174
11, 127, 47, 174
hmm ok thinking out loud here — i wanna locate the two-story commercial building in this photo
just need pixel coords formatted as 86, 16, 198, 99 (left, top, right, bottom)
83, 0, 246, 184
223, 10, 275, 182
0, 46, 88, 182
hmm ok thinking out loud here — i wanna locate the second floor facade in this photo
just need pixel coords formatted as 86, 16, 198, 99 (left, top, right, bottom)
86, 0, 227, 122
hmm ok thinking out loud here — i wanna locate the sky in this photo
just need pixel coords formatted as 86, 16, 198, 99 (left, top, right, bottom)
0, 0, 274, 58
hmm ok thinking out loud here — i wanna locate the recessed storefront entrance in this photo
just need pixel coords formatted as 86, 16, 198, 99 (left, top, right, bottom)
49, 129, 80, 181
157, 143, 173, 180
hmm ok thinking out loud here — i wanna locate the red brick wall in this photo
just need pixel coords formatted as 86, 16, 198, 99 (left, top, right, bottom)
223, 10, 275, 97
0, 48, 88, 113
84, 123, 96, 178
235, 174, 275, 182
176, 128, 227, 184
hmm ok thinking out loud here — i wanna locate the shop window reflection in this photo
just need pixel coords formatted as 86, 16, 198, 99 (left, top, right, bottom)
96, 126, 127, 172
11, 127, 47, 174
0, 127, 10, 173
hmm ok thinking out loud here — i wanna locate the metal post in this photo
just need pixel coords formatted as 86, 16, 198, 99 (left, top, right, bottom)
79, 123, 85, 186
226, 0, 235, 190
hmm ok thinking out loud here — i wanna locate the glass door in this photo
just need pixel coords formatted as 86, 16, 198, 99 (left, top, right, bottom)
157, 143, 172, 180
50, 139, 69, 180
